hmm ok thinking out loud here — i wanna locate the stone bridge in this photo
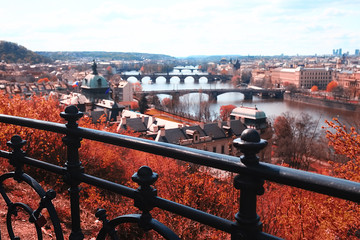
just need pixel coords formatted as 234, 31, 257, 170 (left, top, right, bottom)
138, 88, 285, 102
120, 73, 232, 84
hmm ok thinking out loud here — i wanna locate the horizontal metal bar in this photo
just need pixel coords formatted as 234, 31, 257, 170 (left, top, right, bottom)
0, 150, 11, 159
0, 150, 65, 175
23, 156, 65, 175
0, 114, 359, 202
258, 232, 283, 240
153, 197, 234, 233
78, 173, 136, 199
0, 114, 67, 134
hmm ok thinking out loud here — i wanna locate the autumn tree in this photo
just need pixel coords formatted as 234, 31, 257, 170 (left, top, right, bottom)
132, 81, 142, 92
272, 112, 320, 169
231, 75, 241, 86
326, 80, 338, 92
148, 94, 161, 106
219, 104, 236, 121
310, 85, 318, 92
285, 83, 297, 93
325, 118, 360, 181
106, 66, 113, 76
130, 101, 139, 110
161, 97, 172, 109
138, 94, 149, 114
241, 70, 252, 84
332, 85, 344, 99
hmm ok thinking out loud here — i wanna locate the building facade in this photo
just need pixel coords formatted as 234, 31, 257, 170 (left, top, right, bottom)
111, 80, 133, 102
271, 67, 333, 89
336, 71, 360, 98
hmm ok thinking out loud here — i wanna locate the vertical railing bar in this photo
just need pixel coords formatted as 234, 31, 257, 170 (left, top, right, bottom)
60, 106, 84, 240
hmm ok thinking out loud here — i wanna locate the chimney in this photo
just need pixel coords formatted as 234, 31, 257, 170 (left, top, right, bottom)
142, 115, 145, 123
121, 117, 126, 125
160, 127, 166, 137
199, 122, 204, 129
218, 121, 222, 128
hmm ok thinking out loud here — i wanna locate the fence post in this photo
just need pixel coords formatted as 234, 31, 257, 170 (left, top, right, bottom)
132, 166, 158, 230
60, 105, 84, 240
232, 129, 267, 239
7, 135, 27, 181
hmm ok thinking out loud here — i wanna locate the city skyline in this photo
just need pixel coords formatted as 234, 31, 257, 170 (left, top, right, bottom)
1, 0, 359, 57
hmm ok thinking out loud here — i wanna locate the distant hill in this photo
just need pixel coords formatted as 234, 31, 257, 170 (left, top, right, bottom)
0, 41, 52, 64
184, 55, 246, 62
36, 51, 177, 61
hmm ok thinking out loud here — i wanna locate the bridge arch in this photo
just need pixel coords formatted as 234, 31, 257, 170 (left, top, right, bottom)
125, 76, 140, 83
121, 74, 220, 85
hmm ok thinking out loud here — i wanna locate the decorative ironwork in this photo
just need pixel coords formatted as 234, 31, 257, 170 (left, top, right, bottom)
0, 105, 358, 239
0, 135, 63, 239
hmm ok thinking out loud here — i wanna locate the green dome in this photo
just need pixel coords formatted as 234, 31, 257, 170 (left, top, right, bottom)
81, 73, 109, 89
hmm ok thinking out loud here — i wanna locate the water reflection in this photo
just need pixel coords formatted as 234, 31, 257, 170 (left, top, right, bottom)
137, 80, 360, 129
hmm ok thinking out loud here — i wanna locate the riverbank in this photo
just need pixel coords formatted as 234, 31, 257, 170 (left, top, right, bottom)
284, 93, 360, 111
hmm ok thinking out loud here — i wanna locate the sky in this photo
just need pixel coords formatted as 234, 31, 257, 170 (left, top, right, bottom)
1, 0, 360, 57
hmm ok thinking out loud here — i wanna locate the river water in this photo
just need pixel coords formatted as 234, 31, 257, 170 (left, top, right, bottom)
126, 74, 360, 130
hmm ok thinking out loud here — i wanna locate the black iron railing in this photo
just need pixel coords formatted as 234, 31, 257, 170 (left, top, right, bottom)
0, 105, 359, 239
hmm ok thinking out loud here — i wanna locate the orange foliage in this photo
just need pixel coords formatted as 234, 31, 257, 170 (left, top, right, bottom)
219, 104, 236, 121
0, 94, 359, 239
161, 97, 172, 108
310, 85, 318, 92
37, 77, 50, 83
132, 81, 142, 92
220, 69, 228, 75
130, 101, 139, 110
326, 80, 338, 92
325, 118, 360, 182
231, 75, 241, 86
106, 66, 112, 75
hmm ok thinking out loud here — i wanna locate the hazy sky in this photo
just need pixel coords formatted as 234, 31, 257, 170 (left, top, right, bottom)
1, 0, 359, 57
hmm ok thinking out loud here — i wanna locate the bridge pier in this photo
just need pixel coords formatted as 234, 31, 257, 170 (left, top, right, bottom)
165, 76, 171, 84
260, 92, 269, 98
208, 92, 218, 102
179, 76, 186, 84
243, 92, 253, 100
172, 92, 180, 103
193, 76, 200, 84
274, 92, 284, 99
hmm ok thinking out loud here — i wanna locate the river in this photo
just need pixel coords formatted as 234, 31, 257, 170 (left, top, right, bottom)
126, 74, 360, 130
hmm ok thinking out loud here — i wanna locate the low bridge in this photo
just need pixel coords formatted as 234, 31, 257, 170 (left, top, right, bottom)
138, 88, 285, 101
120, 73, 232, 84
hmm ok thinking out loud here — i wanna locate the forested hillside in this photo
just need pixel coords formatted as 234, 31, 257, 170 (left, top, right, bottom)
36, 51, 176, 61
0, 41, 52, 64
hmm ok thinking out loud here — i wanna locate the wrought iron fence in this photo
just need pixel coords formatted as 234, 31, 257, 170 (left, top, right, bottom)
0, 105, 359, 239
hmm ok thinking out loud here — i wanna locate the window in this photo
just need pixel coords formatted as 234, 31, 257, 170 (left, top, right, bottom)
213, 147, 216, 153
221, 145, 225, 154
